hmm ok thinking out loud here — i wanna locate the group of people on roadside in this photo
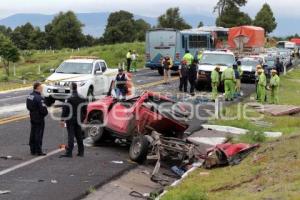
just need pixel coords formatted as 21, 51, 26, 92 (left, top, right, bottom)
255, 65, 280, 104
126, 50, 139, 73
162, 50, 202, 96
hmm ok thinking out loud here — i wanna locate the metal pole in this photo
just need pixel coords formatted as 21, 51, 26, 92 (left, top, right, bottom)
284, 65, 287, 75
38, 65, 41, 74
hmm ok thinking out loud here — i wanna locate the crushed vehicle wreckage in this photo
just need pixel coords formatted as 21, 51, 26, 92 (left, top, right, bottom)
84, 89, 259, 179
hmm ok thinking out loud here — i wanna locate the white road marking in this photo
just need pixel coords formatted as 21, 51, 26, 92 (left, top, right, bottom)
0, 95, 28, 102
0, 148, 64, 176
188, 137, 227, 146
0, 103, 26, 115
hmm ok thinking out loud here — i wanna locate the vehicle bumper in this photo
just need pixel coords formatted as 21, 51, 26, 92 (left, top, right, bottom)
43, 84, 88, 100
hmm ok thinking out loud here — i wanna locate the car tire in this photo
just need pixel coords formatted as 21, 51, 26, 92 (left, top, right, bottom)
86, 120, 104, 143
87, 87, 95, 102
158, 68, 164, 76
44, 97, 55, 107
129, 136, 149, 164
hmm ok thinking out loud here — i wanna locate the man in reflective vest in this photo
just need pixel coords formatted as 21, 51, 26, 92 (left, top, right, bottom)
211, 66, 220, 101
197, 50, 203, 62
269, 69, 280, 104
126, 50, 132, 72
257, 69, 267, 103
221, 65, 236, 101
183, 50, 194, 66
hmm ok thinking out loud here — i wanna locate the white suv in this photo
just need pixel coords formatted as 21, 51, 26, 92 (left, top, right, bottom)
43, 57, 118, 105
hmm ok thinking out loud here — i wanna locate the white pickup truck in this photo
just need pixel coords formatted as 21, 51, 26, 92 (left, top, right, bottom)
43, 56, 118, 105
197, 51, 236, 90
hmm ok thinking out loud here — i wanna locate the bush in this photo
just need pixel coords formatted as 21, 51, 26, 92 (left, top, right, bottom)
0, 75, 9, 82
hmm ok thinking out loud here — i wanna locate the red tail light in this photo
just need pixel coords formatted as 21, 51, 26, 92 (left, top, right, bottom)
176, 53, 180, 60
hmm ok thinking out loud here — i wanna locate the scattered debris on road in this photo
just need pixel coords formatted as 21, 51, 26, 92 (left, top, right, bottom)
111, 161, 124, 164
264, 132, 283, 138
202, 143, 259, 169
250, 104, 300, 116
51, 179, 58, 184
202, 124, 249, 135
0, 190, 11, 195
0, 155, 22, 160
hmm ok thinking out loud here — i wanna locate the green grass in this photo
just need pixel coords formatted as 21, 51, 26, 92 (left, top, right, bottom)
0, 42, 145, 90
162, 67, 300, 200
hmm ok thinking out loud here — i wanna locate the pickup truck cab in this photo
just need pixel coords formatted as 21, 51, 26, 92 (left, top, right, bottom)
43, 56, 118, 105
197, 51, 236, 90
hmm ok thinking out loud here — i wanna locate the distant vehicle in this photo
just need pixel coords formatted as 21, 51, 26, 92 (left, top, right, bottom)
43, 56, 117, 105
264, 56, 276, 78
84, 91, 189, 163
239, 58, 260, 83
145, 28, 212, 75
276, 41, 296, 49
197, 50, 236, 90
290, 38, 300, 48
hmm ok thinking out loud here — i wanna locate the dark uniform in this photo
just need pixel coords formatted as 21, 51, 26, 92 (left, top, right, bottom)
61, 90, 87, 157
115, 73, 128, 99
26, 91, 48, 155
179, 63, 188, 92
188, 60, 198, 95
275, 59, 283, 76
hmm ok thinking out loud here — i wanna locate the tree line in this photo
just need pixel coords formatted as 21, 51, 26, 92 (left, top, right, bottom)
0, 2, 278, 51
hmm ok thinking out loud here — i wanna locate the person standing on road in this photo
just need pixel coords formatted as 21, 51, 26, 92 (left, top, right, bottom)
197, 50, 203, 62
234, 61, 243, 97
161, 55, 173, 84
211, 66, 220, 101
26, 82, 48, 156
179, 60, 188, 93
183, 50, 194, 66
60, 83, 87, 158
221, 65, 236, 101
257, 69, 267, 103
115, 68, 129, 100
275, 57, 283, 76
269, 69, 280, 104
131, 50, 138, 72
126, 50, 132, 72
188, 59, 198, 96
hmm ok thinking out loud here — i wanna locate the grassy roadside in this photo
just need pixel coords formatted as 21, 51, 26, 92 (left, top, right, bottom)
162, 68, 300, 200
0, 42, 145, 91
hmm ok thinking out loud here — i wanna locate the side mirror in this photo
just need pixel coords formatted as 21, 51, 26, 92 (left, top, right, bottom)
95, 70, 103, 75
50, 68, 55, 73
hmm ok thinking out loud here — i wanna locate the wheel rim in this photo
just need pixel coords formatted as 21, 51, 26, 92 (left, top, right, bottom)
89, 126, 99, 138
133, 141, 142, 156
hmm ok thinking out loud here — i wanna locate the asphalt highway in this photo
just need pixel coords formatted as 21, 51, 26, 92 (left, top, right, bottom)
0, 68, 255, 200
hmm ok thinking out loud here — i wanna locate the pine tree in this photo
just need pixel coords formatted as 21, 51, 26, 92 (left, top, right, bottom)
253, 3, 277, 34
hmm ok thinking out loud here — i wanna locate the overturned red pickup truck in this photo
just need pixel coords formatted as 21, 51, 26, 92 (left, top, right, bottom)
84, 91, 189, 163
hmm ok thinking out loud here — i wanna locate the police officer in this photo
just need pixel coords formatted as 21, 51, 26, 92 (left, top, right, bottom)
179, 60, 188, 92
26, 82, 48, 156
188, 59, 198, 96
126, 50, 132, 72
60, 83, 87, 158
183, 50, 194, 66
275, 57, 283, 76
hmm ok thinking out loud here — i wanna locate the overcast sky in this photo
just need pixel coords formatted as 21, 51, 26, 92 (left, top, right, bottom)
0, 0, 299, 19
